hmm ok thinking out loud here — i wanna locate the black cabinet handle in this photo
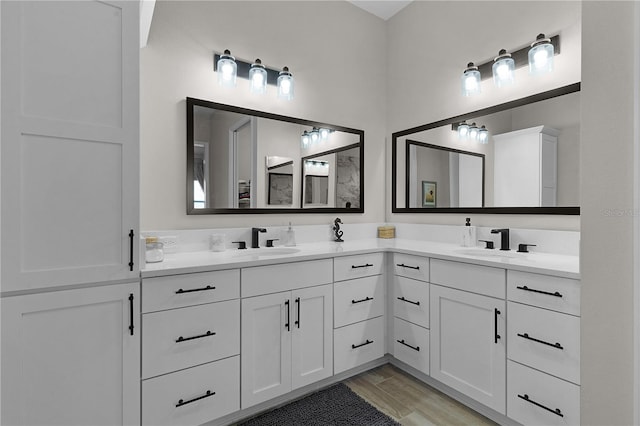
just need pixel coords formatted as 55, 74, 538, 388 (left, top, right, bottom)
352, 263, 373, 269
175, 330, 216, 343
295, 297, 300, 328
128, 293, 134, 336
397, 339, 420, 351
352, 339, 373, 349
517, 332, 564, 350
516, 285, 563, 298
285, 299, 290, 331
396, 263, 420, 270
175, 285, 216, 294
176, 390, 216, 408
352, 297, 373, 304
128, 230, 134, 271
517, 394, 564, 417
494, 308, 501, 344
397, 296, 420, 306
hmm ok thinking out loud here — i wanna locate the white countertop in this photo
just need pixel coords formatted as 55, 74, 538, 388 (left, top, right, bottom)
141, 238, 580, 280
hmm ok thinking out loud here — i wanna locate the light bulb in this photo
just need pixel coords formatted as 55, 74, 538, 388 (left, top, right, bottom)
277, 66, 294, 100
320, 128, 330, 140
457, 122, 470, 139
528, 34, 554, 75
249, 59, 267, 95
461, 62, 481, 96
469, 123, 479, 140
217, 49, 237, 88
492, 49, 515, 88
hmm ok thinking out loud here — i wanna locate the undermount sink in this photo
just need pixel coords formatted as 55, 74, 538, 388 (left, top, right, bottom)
453, 248, 522, 259
232, 247, 301, 258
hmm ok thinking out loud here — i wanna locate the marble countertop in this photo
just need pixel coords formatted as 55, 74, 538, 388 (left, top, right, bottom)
141, 238, 580, 280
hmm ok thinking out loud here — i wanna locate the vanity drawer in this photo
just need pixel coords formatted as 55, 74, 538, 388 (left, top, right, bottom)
142, 300, 240, 379
393, 318, 429, 375
394, 276, 429, 328
508, 301, 580, 384
430, 258, 505, 298
507, 360, 579, 426
142, 356, 240, 426
334, 253, 384, 282
393, 253, 429, 282
507, 270, 580, 316
334, 275, 384, 328
142, 269, 239, 313
334, 316, 384, 374
242, 259, 333, 297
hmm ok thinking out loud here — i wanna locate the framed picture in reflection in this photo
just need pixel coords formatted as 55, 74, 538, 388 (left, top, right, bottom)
422, 181, 437, 207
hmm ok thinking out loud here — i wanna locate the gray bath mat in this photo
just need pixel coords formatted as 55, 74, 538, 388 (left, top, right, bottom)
238, 383, 401, 426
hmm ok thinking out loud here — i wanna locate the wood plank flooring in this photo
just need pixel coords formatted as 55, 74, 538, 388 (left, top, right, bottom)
344, 364, 497, 426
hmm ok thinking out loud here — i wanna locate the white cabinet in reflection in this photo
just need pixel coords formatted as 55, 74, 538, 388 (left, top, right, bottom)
493, 125, 558, 207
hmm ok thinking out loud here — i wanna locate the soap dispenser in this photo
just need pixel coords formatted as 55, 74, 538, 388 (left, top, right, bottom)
462, 217, 477, 247
284, 222, 296, 247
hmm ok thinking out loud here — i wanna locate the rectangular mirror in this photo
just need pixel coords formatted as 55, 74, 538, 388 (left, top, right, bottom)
392, 83, 580, 214
187, 98, 364, 214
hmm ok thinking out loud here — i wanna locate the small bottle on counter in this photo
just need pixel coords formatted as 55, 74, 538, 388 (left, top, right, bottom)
284, 222, 296, 247
461, 217, 477, 247
145, 236, 164, 263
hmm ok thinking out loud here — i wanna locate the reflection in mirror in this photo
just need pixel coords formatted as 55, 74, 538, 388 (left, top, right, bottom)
392, 83, 580, 214
187, 98, 364, 214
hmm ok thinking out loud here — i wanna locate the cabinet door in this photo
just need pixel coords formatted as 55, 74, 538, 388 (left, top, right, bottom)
430, 284, 506, 413
1, 282, 140, 426
1, 0, 139, 292
241, 292, 292, 408
291, 284, 333, 390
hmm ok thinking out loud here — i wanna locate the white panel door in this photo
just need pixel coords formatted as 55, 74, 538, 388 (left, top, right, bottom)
241, 292, 292, 408
430, 284, 506, 414
291, 284, 333, 390
1, 282, 140, 426
1, 0, 139, 291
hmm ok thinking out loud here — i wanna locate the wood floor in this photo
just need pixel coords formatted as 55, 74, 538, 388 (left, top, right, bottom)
344, 364, 497, 426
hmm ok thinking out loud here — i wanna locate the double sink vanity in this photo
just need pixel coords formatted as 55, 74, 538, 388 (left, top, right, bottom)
140, 232, 580, 426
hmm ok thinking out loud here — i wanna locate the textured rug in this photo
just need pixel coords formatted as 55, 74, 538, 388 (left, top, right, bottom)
238, 383, 401, 426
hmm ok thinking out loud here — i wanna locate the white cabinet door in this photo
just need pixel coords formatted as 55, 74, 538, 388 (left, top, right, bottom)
1, 282, 140, 426
430, 284, 506, 414
291, 284, 333, 390
241, 292, 292, 408
1, 0, 139, 292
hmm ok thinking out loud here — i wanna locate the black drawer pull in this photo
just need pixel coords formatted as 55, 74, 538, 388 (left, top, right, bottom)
352, 263, 373, 269
176, 330, 216, 343
516, 285, 562, 298
517, 333, 564, 350
128, 230, 135, 271
128, 294, 134, 336
175, 285, 216, 294
397, 339, 420, 351
352, 339, 373, 349
396, 263, 420, 270
397, 296, 420, 306
494, 308, 501, 344
352, 297, 373, 304
176, 390, 216, 408
517, 394, 563, 417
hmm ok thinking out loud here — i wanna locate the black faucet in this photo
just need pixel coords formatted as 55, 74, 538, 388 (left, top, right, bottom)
251, 227, 267, 248
490, 228, 510, 251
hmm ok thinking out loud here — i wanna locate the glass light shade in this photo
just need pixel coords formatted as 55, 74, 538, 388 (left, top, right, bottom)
478, 125, 489, 144
301, 131, 310, 148
217, 50, 237, 88
528, 34, 554, 75
492, 50, 515, 87
249, 59, 267, 94
310, 128, 320, 144
457, 122, 470, 139
461, 62, 481, 96
277, 66, 294, 100
468, 123, 479, 140
319, 128, 330, 141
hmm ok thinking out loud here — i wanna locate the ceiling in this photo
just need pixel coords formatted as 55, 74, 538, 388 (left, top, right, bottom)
347, 0, 413, 20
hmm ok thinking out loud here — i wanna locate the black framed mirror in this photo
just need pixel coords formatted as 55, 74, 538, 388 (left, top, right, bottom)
392, 83, 580, 214
187, 98, 364, 214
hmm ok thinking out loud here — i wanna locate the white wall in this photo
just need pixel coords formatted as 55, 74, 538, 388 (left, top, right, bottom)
386, 1, 582, 230
141, 0, 386, 230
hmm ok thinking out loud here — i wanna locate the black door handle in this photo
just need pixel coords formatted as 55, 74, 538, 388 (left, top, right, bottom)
285, 299, 290, 331
295, 297, 300, 328
175, 330, 216, 343
516, 285, 563, 298
494, 308, 501, 343
517, 332, 564, 350
176, 390, 216, 408
397, 296, 420, 306
128, 293, 134, 336
397, 339, 420, 351
396, 263, 419, 270
175, 285, 216, 294
518, 394, 564, 417
352, 296, 373, 304
351, 263, 373, 269
352, 339, 373, 349
128, 230, 134, 271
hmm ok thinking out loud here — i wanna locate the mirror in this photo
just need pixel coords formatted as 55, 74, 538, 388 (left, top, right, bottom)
187, 98, 364, 214
392, 83, 580, 214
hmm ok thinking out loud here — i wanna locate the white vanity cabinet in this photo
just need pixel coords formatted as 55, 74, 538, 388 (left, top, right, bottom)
241, 260, 333, 409
141, 270, 241, 426
1, 282, 140, 426
429, 259, 506, 414
506, 270, 581, 425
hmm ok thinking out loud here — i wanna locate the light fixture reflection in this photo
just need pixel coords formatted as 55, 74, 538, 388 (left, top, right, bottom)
217, 49, 237, 88
301, 131, 310, 148
310, 128, 320, 144
458, 122, 470, 139
319, 128, 331, 141
478, 125, 489, 144
468, 123, 479, 140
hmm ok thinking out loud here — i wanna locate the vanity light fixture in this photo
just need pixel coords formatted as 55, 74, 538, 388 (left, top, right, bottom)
461, 62, 481, 96
457, 121, 470, 139
277, 66, 294, 100
468, 122, 479, 140
492, 49, 515, 87
216, 49, 237, 88
528, 33, 554, 75
477, 125, 489, 144
319, 128, 331, 141
249, 59, 267, 94
301, 131, 311, 148
309, 127, 320, 144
